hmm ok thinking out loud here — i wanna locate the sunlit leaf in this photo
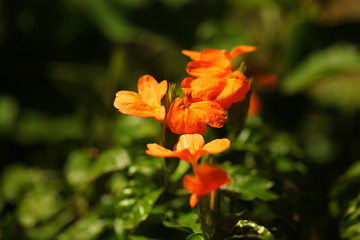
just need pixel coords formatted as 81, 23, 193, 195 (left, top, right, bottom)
57, 213, 106, 240
119, 188, 163, 229
185, 233, 205, 240
340, 194, 360, 240
282, 44, 360, 94
163, 211, 201, 233
223, 163, 278, 201
230, 220, 275, 240
16, 187, 65, 228
87, 146, 131, 181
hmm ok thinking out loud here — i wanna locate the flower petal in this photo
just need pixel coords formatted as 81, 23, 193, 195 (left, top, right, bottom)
182, 50, 201, 61
114, 91, 154, 117
167, 98, 207, 134
216, 71, 250, 110
138, 75, 167, 108
145, 143, 177, 157
189, 101, 227, 128
202, 138, 230, 154
184, 77, 226, 101
195, 164, 231, 190
175, 134, 204, 155
186, 61, 228, 78
199, 49, 232, 70
229, 45, 257, 58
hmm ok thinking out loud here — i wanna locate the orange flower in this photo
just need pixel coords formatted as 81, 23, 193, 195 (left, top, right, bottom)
146, 133, 230, 166
183, 164, 231, 207
165, 78, 227, 135
248, 93, 262, 116
182, 46, 255, 110
113, 75, 167, 121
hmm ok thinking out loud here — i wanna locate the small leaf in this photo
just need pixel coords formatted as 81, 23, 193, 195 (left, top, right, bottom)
230, 220, 275, 240
88, 147, 131, 181
163, 211, 201, 233
57, 213, 106, 240
185, 233, 205, 240
116, 188, 163, 230
223, 163, 278, 201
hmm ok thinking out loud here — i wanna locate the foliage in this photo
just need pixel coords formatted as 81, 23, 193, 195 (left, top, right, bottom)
1, 0, 359, 239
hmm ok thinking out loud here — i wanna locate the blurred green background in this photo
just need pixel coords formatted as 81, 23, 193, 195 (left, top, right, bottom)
0, 0, 360, 239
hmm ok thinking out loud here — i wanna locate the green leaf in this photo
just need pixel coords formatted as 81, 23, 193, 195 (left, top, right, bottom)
57, 213, 106, 240
282, 44, 360, 94
119, 188, 163, 229
185, 233, 205, 240
223, 163, 278, 201
129, 235, 161, 240
230, 220, 275, 240
1, 164, 31, 202
16, 187, 65, 228
25, 210, 74, 240
88, 147, 131, 181
64, 149, 91, 190
163, 211, 201, 233
340, 194, 360, 240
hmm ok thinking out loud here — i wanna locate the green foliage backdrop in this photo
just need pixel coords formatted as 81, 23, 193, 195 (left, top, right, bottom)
1, 0, 360, 239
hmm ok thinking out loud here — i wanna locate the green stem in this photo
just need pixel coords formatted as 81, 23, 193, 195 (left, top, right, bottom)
198, 191, 220, 240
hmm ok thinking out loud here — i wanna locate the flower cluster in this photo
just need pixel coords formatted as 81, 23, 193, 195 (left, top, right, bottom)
114, 45, 256, 207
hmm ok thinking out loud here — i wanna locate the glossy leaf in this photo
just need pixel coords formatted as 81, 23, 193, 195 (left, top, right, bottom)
88, 146, 131, 181
223, 163, 278, 201
340, 194, 360, 240
116, 188, 163, 230
230, 220, 275, 240
57, 213, 106, 240
185, 233, 205, 240
163, 211, 201, 233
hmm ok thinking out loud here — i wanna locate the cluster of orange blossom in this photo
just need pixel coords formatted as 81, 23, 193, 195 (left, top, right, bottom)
113, 45, 256, 207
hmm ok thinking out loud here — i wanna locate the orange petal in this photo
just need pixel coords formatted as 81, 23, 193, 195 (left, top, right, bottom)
248, 93, 262, 116
183, 174, 201, 193
114, 91, 154, 117
175, 134, 204, 155
189, 194, 198, 208
138, 75, 167, 108
199, 49, 232, 70
229, 45, 257, 58
202, 138, 230, 154
145, 143, 177, 157
195, 164, 231, 191
167, 98, 207, 135
184, 77, 226, 101
216, 71, 250, 110
182, 50, 201, 61
189, 101, 227, 128
186, 61, 228, 78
